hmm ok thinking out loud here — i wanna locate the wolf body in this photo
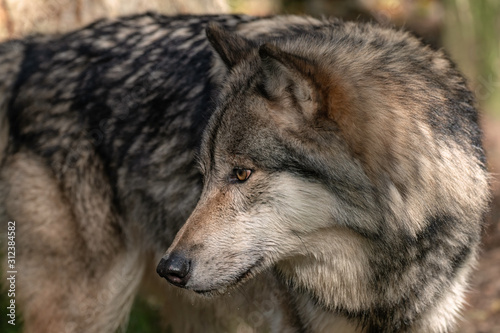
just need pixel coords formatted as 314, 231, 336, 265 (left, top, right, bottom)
0, 12, 490, 333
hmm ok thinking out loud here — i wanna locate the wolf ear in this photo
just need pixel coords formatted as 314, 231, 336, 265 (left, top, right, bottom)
206, 22, 255, 69
258, 43, 322, 122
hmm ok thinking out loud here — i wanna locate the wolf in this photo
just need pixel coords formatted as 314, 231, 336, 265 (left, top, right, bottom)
157, 18, 491, 333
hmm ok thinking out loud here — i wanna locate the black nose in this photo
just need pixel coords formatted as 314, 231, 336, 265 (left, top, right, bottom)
156, 252, 191, 287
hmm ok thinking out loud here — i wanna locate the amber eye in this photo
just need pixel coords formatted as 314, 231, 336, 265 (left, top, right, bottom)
232, 168, 252, 183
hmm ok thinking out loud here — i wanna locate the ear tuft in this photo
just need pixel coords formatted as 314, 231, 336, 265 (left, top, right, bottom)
206, 22, 255, 69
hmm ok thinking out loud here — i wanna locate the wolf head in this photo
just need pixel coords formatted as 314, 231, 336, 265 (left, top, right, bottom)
158, 19, 489, 330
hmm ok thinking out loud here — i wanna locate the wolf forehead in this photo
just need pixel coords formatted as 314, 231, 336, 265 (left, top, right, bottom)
201, 19, 482, 173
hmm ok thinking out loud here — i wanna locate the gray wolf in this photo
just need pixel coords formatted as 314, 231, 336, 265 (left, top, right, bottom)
157, 18, 491, 333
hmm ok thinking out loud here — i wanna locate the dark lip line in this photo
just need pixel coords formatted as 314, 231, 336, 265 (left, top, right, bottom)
193, 257, 264, 294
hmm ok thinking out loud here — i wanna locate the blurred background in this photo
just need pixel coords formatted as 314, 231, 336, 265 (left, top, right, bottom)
0, 0, 498, 332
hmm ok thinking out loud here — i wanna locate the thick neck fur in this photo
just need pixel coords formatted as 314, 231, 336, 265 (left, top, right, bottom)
276, 227, 373, 332
275, 222, 476, 333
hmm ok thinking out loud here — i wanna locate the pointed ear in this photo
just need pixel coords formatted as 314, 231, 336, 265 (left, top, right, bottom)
206, 22, 256, 69
257, 42, 355, 145
258, 43, 322, 123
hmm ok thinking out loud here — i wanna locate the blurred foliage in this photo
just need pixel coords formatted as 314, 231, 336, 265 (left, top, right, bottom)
126, 297, 169, 333
444, 0, 500, 117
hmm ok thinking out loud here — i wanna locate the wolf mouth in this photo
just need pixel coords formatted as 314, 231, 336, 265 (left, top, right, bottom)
193, 257, 264, 295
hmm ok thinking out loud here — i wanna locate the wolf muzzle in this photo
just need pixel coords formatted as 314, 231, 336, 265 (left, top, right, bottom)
156, 252, 191, 287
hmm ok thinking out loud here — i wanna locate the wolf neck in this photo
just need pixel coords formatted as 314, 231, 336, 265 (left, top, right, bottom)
276, 227, 374, 321
278, 241, 386, 333
275, 226, 468, 333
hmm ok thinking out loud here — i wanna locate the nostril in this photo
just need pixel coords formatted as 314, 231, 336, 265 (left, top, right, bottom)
156, 252, 191, 287
167, 255, 190, 279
